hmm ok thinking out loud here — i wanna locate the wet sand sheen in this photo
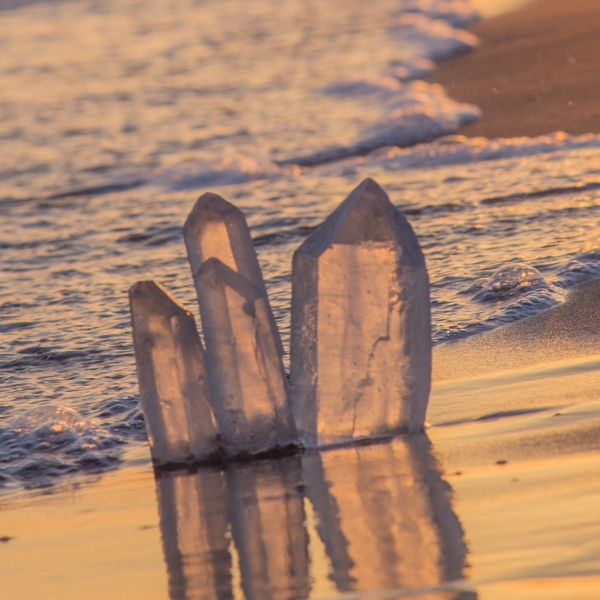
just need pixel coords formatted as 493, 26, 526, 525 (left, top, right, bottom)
4, 344, 600, 600
0, 461, 168, 600
6, 271, 600, 600
426, 280, 600, 597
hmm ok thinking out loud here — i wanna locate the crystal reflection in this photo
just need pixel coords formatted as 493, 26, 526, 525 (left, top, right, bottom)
154, 435, 476, 600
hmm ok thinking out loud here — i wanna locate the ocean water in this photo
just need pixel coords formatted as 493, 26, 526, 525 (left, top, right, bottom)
1, 0, 600, 492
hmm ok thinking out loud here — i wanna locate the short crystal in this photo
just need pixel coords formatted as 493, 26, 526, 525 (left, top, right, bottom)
291, 178, 431, 446
129, 280, 218, 464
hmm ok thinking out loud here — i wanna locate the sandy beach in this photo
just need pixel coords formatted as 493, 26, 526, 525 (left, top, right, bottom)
430, 0, 600, 138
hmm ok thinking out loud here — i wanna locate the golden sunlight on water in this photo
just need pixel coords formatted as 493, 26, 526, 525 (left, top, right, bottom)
2, 0, 600, 597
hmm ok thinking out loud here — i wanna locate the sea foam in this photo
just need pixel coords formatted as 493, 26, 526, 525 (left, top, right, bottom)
0, 405, 124, 490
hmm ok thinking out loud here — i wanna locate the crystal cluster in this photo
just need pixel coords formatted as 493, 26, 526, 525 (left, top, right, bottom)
129, 178, 431, 464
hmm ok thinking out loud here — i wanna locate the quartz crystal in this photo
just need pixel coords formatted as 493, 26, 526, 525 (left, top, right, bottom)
129, 281, 218, 464
291, 178, 431, 446
183, 192, 294, 454
194, 258, 295, 453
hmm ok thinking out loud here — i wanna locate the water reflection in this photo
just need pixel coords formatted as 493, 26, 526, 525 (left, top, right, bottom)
225, 458, 309, 600
155, 468, 232, 600
154, 436, 475, 600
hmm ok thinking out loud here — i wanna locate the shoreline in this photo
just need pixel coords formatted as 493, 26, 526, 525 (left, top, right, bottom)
429, 0, 600, 139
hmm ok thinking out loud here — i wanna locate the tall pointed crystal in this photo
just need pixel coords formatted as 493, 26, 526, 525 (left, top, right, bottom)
195, 258, 295, 453
183, 192, 283, 356
129, 281, 218, 464
291, 178, 431, 446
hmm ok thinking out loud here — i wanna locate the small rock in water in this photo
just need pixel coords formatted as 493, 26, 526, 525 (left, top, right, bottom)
291, 178, 431, 446
129, 281, 218, 465
196, 258, 295, 454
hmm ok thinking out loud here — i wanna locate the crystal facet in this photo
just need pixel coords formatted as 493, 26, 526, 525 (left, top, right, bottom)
195, 258, 295, 453
291, 178, 431, 446
129, 280, 218, 464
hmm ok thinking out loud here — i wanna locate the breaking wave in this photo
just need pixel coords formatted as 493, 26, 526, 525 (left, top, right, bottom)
0, 405, 122, 490
396, 0, 480, 28
388, 12, 478, 59
276, 0, 480, 165
554, 234, 600, 288
470, 264, 550, 303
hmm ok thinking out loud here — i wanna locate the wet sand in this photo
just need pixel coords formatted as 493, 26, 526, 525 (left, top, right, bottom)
425, 286, 600, 598
430, 0, 600, 139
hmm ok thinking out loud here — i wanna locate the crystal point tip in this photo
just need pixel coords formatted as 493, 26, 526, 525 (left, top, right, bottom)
198, 257, 263, 302
296, 178, 425, 268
